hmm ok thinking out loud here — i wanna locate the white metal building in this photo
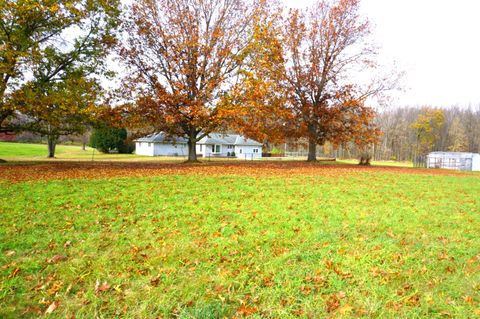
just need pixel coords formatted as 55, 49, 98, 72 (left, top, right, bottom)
426, 152, 480, 171
135, 132, 262, 159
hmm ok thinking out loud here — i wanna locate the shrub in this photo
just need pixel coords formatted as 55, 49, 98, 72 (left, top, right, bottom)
118, 141, 135, 154
90, 127, 128, 153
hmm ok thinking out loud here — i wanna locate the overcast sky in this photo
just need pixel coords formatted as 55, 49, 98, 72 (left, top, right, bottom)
284, 0, 480, 107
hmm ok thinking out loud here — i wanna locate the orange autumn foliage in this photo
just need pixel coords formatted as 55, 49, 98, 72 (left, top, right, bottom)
282, 0, 382, 161
119, 0, 261, 161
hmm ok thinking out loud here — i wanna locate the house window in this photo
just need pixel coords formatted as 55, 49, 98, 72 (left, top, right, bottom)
199, 144, 202, 151
138, 142, 142, 147
228, 145, 234, 149
211, 145, 215, 152
239, 149, 242, 154
253, 149, 259, 153
148, 143, 151, 147
215, 145, 221, 153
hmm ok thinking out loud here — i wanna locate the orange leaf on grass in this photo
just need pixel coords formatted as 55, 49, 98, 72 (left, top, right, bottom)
95, 280, 111, 294
237, 305, 257, 316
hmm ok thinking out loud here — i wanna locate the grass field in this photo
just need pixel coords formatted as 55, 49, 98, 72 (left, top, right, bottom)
0, 142, 412, 167
0, 161, 479, 318
0, 142, 165, 162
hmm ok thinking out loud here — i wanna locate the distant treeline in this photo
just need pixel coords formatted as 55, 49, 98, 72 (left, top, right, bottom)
284, 105, 480, 161
373, 106, 480, 160
328, 106, 480, 161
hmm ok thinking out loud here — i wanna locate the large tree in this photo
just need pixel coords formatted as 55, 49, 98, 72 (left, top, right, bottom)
120, 0, 259, 162
283, 0, 383, 161
220, 0, 291, 147
0, 0, 119, 133
13, 70, 100, 157
1, 0, 120, 156
411, 108, 445, 155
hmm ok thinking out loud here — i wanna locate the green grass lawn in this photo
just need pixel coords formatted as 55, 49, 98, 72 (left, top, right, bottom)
0, 141, 56, 157
0, 142, 412, 167
0, 142, 183, 162
1, 169, 479, 318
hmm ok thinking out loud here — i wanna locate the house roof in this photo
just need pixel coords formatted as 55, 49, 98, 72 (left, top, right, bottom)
135, 132, 262, 146
134, 132, 187, 144
198, 133, 262, 146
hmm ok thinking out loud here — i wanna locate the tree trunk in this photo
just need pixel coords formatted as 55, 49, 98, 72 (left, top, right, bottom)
47, 136, 58, 158
307, 138, 317, 162
82, 142, 86, 151
186, 137, 198, 162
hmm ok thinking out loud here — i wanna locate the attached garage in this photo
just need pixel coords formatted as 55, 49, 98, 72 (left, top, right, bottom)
135, 133, 188, 156
426, 152, 480, 171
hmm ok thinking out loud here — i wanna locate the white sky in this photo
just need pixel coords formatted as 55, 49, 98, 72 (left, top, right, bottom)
284, 0, 480, 107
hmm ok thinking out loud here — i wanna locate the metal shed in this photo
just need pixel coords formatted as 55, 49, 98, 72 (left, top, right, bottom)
426, 152, 480, 171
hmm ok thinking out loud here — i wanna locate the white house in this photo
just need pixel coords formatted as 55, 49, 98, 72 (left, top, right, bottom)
135, 132, 262, 159
135, 132, 188, 156
426, 152, 480, 171
196, 133, 262, 159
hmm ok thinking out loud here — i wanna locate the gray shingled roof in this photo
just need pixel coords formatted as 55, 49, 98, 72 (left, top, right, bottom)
135, 132, 187, 144
198, 133, 262, 146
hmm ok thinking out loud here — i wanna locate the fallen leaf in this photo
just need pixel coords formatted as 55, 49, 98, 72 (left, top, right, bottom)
406, 294, 420, 306
9, 267, 20, 278
47, 283, 63, 295
50, 255, 67, 264
4, 250, 16, 257
95, 280, 111, 294
150, 276, 161, 287
237, 305, 257, 316
293, 309, 305, 316
45, 301, 59, 314
326, 294, 341, 312
438, 252, 453, 261
467, 255, 480, 264
445, 297, 455, 305
338, 304, 353, 315
336, 291, 347, 299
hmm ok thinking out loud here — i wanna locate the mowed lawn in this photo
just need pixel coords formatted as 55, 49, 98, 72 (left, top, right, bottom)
1, 164, 480, 318
0, 142, 413, 167
0, 142, 183, 162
